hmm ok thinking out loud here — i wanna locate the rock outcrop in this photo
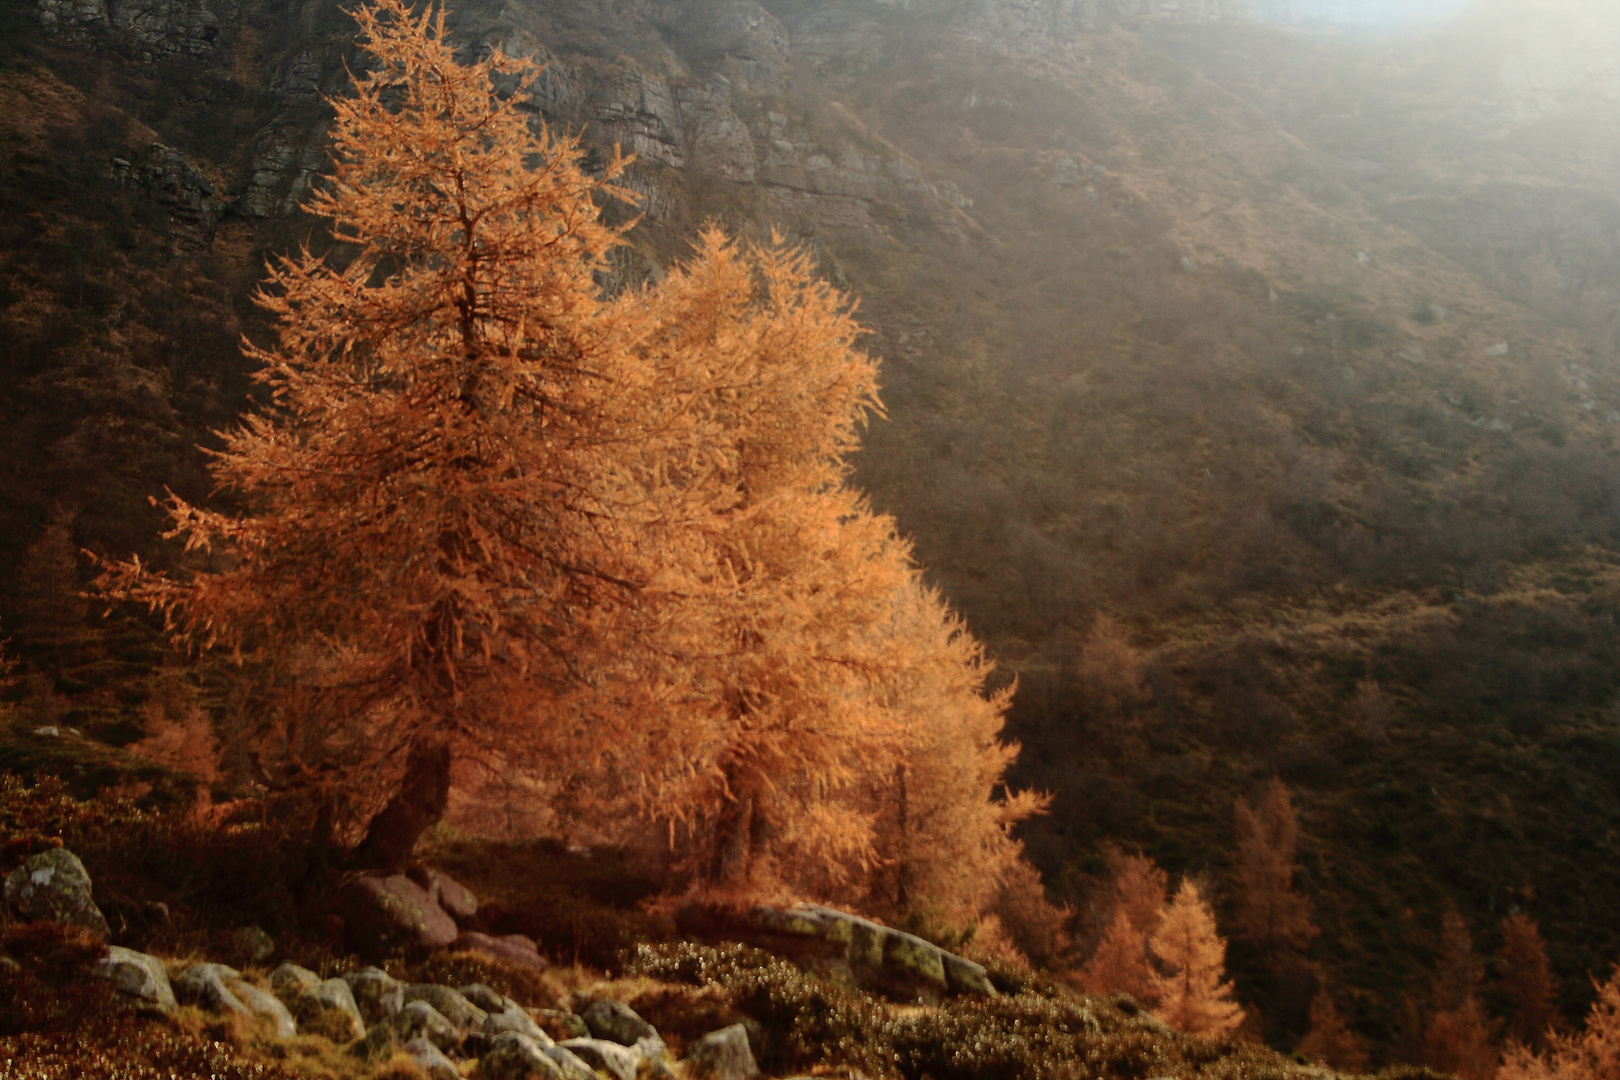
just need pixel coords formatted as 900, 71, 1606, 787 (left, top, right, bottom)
335, 873, 460, 956
94, 946, 175, 1007
679, 902, 996, 1002
685, 1023, 760, 1080
4, 848, 110, 939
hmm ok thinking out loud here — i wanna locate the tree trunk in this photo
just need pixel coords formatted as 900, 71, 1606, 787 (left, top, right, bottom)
349, 739, 452, 874
713, 792, 755, 885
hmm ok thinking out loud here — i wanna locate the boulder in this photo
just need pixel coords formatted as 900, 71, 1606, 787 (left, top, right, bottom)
335, 874, 458, 956
268, 962, 319, 997
3, 848, 110, 938
389, 999, 462, 1051
404, 983, 486, 1032
560, 1037, 641, 1080
95, 946, 175, 1007
881, 930, 947, 995
452, 930, 546, 970
582, 998, 657, 1045
458, 982, 505, 1013
536, 1009, 591, 1040
175, 963, 250, 1017
685, 1024, 760, 1080
297, 977, 367, 1041
232, 925, 276, 963
343, 966, 404, 1024
406, 866, 478, 921
482, 1031, 566, 1080
544, 1044, 600, 1080
232, 979, 298, 1039
403, 1036, 460, 1080
942, 953, 996, 996
486, 1004, 551, 1043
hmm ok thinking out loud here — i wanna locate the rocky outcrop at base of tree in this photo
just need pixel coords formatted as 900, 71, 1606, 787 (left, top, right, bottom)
677, 901, 997, 1003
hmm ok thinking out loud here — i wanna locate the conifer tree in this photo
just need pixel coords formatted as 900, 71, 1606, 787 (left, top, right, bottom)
1080, 909, 1157, 1004
1500, 964, 1620, 1080
1150, 879, 1244, 1036
1232, 778, 1317, 953
1426, 909, 1497, 1080
1077, 846, 1167, 1001
1500, 912, 1560, 1053
1297, 988, 1369, 1073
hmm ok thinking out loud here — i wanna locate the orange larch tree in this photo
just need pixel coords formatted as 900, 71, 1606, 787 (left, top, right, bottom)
1500, 912, 1561, 1053
1501, 964, 1620, 1080
1232, 777, 1317, 954
1297, 988, 1369, 1073
1077, 846, 1168, 1002
1150, 879, 1244, 1036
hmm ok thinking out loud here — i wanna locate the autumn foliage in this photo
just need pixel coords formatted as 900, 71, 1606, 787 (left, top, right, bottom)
93, 0, 1035, 915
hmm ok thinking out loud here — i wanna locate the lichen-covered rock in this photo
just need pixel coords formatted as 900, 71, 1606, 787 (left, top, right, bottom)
404, 983, 486, 1032
403, 1036, 460, 1080
3, 848, 110, 938
335, 874, 458, 956
232, 979, 297, 1039
536, 1009, 591, 1041
482, 1031, 566, 1080
881, 929, 947, 994
560, 1037, 641, 1080
943, 952, 997, 996
232, 925, 276, 963
451, 930, 546, 970
581, 999, 658, 1046
175, 963, 249, 1017
544, 1044, 599, 1080
297, 977, 366, 1041
94, 946, 175, 1007
486, 1004, 551, 1043
269, 962, 319, 998
389, 999, 461, 1051
458, 983, 505, 1012
685, 1024, 760, 1080
406, 866, 478, 921
343, 966, 404, 1025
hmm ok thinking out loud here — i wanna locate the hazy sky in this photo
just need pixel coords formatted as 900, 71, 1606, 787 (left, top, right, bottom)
1254, 0, 1479, 27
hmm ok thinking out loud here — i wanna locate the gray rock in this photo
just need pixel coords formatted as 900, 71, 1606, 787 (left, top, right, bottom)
390, 999, 462, 1051
536, 1009, 591, 1040
458, 982, 504, 1012
95, 946, 175, 1007
232, 925, 276, 963
268, 962, 319, 997
483, 1031, 566, 1080
0, 956, 20, 974
343, 966, 404, 1024
3, 848, 110, 938
406, 866, 478, 921
942, 953, 997, 996
560, 1037, 641, 1080
882, 930, 947, 994
298, 977, 367, 1041
404, 983, 487, 1032
685, 1024, 760, 1080
404, 1036, 460, 1080
544, 1044, 599, 1080
231, 979, 298, 1040
452, 930, 547, 970
582, 998, 658, 1046
335, 874, 458, 956
175, 963, 249, 1017
486, 1004, 552, 1043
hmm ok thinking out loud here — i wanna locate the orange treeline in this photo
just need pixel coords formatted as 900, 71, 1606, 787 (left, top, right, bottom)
94, 0, 1039, 919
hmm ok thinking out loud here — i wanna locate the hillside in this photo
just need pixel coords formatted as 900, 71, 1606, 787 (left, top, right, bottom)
3, 0, 1620, 1067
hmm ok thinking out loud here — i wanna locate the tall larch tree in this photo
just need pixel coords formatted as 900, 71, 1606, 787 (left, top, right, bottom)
1078, 846, 1168, 1001
1501, 965, 1620, 1080
95, 0, 801, 868
1499, 913, 1561, 1053
1232, 778, 1317, 954
1150, 879, 1244, 1036
1297, 988, 1369, 1073
1425, 909, 1497, 1080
